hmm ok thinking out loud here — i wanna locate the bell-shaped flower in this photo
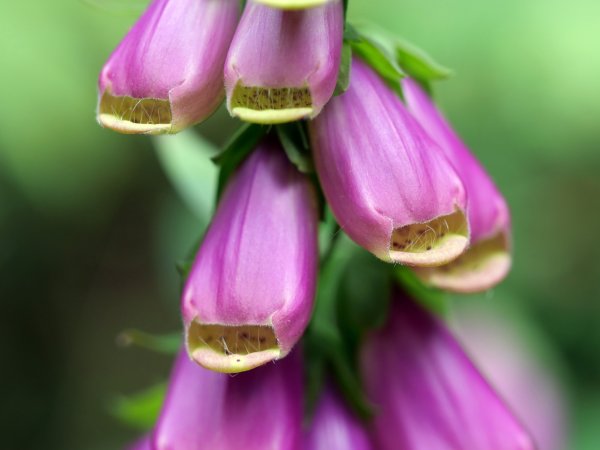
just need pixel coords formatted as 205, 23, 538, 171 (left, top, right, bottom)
455, 305, 567, 450
304, 385, 373, 450
182, 137, 319, 373
253, 0, 336, 10
360, 290, 535, 450
310, 58, 469, 267
97, 0, 239, 135
402, 78, 512, 291
224, 0, 343, 124
153, 349, 303, 449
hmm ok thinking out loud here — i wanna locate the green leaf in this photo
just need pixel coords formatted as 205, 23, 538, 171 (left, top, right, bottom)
394, 267, 448, 316
346, 24, 404, 95
338, 249, 391, 340
304, 234, 374, 418
395, 39, 452, 93
276, 123, 314, 174
212, 124, 268, 201
350, 22, 452, 93
117, 329, 181, 355
334, 42, 352, 96
111, 382, 166, 430
154, 130, 219, 222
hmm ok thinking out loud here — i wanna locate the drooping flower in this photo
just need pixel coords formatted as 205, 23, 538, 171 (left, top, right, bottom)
310, 58, 469, 267
224, 0, 343, 124
97, 0, 239, 135
153, 349, 303, 449
182, 137, 318, 373
455, 305, 567, 450
403, 78, 512, 292
360, 290, 535, 450
304, 385, 373, 450
253, 0, 336, 10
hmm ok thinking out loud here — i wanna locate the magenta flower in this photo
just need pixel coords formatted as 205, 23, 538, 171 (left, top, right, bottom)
304, 386, 373, 450
455, 306, 567, 450
360, 291, 535, 450
224, 0, 343, 124
403, 78, 512, 291
181, 137, 318, 373
153, 349, 303, 449
310, 58, 469, 267
97, 0, 239, 135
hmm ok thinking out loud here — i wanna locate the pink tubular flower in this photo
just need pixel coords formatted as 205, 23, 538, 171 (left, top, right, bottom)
360, 291, 535, 450
455, 306, 567, 450
403, 78, 512, 292
97, 0, 239, 135
224, 0, 343, 124
310, 58, 469, 267
304, 386, 373, 450
153, 349, 303, 450
181, 137, 318, 373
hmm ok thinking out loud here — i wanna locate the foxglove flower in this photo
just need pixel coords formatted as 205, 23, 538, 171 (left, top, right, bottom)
403, 78, 512, 291
153, 349, 303, 449
224, 0, 343, 124
304, 385, 373, 450
97, 0, 239, 135
455, 306, 567, 450
254, 0, 336, 10
360, 291, 535, 450
310, 58, 469, 267
182, 137, 318, 373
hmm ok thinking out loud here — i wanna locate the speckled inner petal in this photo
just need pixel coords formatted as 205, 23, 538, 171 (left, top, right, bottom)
389, 210, 469, 267
187, 322, 281, 373
414, 232, 511, 293
230, 84, 314, 123
98, 92, 172, 134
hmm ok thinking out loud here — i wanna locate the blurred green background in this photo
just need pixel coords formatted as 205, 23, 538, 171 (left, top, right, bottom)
1, 0, 599, 448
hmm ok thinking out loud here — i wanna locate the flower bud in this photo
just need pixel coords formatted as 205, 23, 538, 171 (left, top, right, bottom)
224, 0, 343, 124
310, 58, 469, 267
182, 137, 318, 373
97, 0, 239, 135
304, 386, 373, 450
403, 78, 512, 291
153, 349, 303, 449
360, 291, 535, 450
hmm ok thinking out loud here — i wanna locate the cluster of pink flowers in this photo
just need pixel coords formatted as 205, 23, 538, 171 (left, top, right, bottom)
98, 0, 535, 449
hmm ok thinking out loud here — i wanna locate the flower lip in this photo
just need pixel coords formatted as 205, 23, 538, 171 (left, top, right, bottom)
187, 321, 283, 373
97, 91, 173, 135
388, 209, 469, 267
229, 84, 315, 123
253, 0, 334, 9
413, 231, 511, 293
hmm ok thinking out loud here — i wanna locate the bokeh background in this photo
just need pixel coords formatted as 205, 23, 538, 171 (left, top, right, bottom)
1, 0, 599, 448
